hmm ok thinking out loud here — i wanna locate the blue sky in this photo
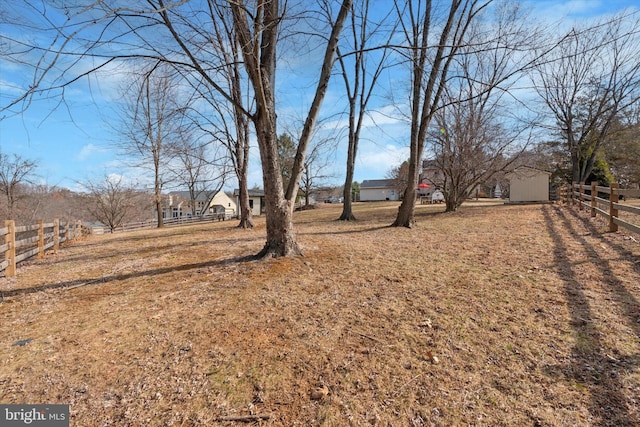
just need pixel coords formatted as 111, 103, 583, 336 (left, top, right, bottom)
0, 0, 637, 192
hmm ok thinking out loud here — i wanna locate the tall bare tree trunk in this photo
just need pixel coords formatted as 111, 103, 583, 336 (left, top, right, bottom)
231, 0, 351, 257
255, 112, 302, 257
235, 108, 254, 229
337, 0, 394, 221
236, 178, 253, 229
391, 0, 491, 228
392, 140, 422, 227
340, 118, 358, 220
340, 143, 357, 220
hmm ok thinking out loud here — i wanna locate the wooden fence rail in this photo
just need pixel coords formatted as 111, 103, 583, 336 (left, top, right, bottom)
106, 211, 235, 234
559, 182, 640, 235
1, 219, 91, 278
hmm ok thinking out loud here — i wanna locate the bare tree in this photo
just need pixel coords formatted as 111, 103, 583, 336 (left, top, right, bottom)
335, 0, 396, 221
168, 133, 229, 217
176, 2, 255, 229
299, 137, 336, 206
229, 0, 352, 256
391, 0, 493, 228
606, 116, 640, 187
0, 148, 38, 221
430, 3, 537, 212
1, 0, 352, 257
118, 64, 182, 228
533, 11, 640, 184
84, 175, 135, 233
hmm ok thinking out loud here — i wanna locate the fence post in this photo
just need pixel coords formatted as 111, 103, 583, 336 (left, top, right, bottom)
578, 181, 585, 210
590, 182, 597, 217
4, 220, 16, 278
38, 219, 45, 259
609, 183, 619, 232
54, 219, 60, 253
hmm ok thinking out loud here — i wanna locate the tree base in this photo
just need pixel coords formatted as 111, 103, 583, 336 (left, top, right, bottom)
236, 218, 255, 229
390, 218, 414, 228
337, 212, 357, 221
256, 241, 303, 259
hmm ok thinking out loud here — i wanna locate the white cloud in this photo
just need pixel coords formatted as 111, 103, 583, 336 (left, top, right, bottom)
356, 143, 410, 180
0, 78, 24, 97
524, 0, 637, 22
75, 143, 105, 161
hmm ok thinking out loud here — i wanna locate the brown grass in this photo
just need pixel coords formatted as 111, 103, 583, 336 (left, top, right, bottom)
1, 201, 640, 426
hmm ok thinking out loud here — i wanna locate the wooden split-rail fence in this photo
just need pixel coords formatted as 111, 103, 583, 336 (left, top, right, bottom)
1, 219, 91, 278
1, 212, 235, 279
559, 182, 640, 236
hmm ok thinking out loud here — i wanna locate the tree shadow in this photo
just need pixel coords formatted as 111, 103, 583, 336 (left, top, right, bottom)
0, 254, 258, 299
41, 232, 264, 266
298, 224, 392, 237
557, 206, 640, 338
541, 204, 639, 426
570, 208, 640, 276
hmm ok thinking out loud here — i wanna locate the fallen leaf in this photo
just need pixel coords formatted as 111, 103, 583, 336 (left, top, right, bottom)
419, 319, 433, 328
426, 350, 439, 364
310, 385, 329, 400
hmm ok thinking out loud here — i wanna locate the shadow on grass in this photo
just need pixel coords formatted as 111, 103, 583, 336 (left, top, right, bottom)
43, 231, 263, 266
570, 208, 640, 276
559, 206, 640, 341
0, 254, 258, 299
298, 224, 392, 237
542, 204, 639, 426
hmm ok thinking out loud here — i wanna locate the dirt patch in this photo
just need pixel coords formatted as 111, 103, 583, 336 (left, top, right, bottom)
1, 201, 639, 426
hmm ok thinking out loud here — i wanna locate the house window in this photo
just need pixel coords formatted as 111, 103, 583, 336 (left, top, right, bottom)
249, 199, 254, 209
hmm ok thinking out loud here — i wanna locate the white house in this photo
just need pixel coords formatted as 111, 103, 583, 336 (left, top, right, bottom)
506, 166, 551, 202
209, 191, 237, 217
360, 179, 400, 201
163, 190, 236, 219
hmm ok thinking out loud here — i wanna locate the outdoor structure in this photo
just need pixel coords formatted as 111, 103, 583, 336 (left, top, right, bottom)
506, 166, 551, 203
234, 188, 265, 216
360, 179, 400, 201
162, 190, 236, 219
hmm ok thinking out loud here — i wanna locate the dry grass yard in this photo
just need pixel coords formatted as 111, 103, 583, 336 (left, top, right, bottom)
1, 200, 640, 426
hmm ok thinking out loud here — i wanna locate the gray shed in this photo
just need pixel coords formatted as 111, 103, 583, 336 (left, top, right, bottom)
506, 166, 551, 202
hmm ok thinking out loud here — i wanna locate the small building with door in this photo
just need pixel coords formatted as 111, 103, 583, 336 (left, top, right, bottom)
234, 188, 265, 216
360, 179, 399, 201
506, 166, 551, 202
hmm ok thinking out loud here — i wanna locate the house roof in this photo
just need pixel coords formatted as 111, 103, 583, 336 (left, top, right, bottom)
506, 165, 552, 177
233, 188, 265, 197
361, 179, 395, 189
167, 190, 217, 201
